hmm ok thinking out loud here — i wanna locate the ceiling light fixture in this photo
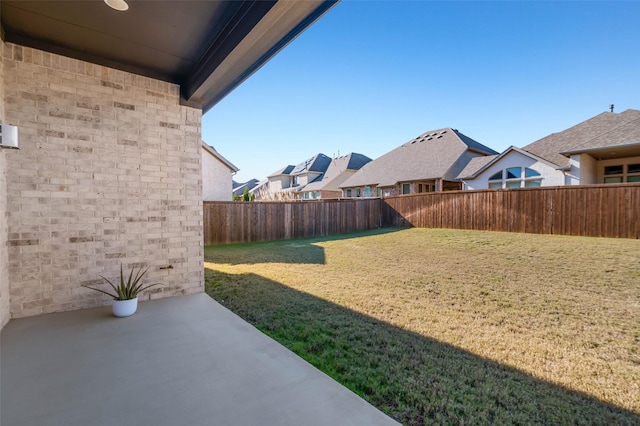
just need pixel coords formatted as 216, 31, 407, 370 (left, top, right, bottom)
104, 0, 129, 12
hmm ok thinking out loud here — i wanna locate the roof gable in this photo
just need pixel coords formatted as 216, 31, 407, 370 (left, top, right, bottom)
457, 146, 563, 180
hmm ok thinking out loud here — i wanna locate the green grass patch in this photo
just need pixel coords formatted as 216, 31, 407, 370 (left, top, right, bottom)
205, 228, 640, 425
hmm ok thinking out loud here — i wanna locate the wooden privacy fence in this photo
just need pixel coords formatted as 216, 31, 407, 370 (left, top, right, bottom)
204, 199, 382, 245
204, 184, 640, 245
382, 184, 640, 239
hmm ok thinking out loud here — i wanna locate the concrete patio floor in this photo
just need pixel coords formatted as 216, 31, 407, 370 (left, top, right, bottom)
1, 293, 399, 426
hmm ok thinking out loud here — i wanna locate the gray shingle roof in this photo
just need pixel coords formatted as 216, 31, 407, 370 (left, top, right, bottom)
302, 153, 372, 192
522, 109, 640, 167
267, 165, 295, 178
560, 115, 640, 155
456, 155, 498, 180
340, 128, 497, 188
232, 179, 260, 196
291, 153, 332, 175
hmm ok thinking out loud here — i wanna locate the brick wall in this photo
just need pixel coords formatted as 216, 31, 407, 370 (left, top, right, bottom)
2, 42, 204, 318
0, 44, 10, 328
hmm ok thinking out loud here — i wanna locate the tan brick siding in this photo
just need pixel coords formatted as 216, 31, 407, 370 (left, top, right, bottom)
3, 42, 204, 318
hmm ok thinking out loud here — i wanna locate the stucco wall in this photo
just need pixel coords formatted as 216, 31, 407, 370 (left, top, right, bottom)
567, 153, 598, 185
464, 150, 565, 190
266, 175, 291, 194
3, 43, 204, 318
202, 147, 233, 201
0, 43, 10, 328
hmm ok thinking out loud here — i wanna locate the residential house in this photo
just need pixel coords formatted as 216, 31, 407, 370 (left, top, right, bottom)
296, 153, 372, 199
254, 153, 332, 200
232, 179, 260, 198
0, 0, 337, 328
202, 143, 238, 201
340, 128, 498, 197
458, 109, 640, 189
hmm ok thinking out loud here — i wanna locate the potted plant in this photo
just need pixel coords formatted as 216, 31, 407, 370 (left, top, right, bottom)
83, 265, 159, 317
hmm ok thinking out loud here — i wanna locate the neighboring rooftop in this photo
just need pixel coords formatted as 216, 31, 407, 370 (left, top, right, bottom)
232, 179, 260, 197
302, 153, 372, 192
456, 155, 499, 180
267, 165, 295, 178
522, 109, 640, 167
291, 153, 333, 175
340, 128, 497, 188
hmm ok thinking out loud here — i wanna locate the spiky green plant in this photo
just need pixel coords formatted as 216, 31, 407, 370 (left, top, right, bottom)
83, 265, 159, 300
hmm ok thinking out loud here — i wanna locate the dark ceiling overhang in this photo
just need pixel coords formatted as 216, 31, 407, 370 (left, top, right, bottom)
0, 0, 338, 112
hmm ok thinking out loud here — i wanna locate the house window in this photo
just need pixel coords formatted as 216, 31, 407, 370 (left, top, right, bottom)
506, 167, 521, 179
356, 189, 361, 197
377, 188, 382, 197
604, 176, 623, 184
364, 187, 371, 197
346, 189, 352, 197
292, 176, 299, 187
604, 163, 640, 183
402, 183, 410, 194
604, 165, 623, 176
628, 164, 640, 173
489, 167, 542, 188
416, 183, 433, 193
488, 171, 503, 189
603, 164, 623, 183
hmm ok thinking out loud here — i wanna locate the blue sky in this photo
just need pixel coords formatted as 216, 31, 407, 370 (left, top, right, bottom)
202, 1, 640, 183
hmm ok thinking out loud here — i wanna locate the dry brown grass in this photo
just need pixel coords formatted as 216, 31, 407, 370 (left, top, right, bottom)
205, 228, 640, 423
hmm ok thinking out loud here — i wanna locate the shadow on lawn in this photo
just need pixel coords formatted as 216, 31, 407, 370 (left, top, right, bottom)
204, 227, 403, 266
205, 268, 639, 426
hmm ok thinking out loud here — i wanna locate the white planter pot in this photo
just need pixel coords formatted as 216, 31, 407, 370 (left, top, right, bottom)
112, 297, 138, 317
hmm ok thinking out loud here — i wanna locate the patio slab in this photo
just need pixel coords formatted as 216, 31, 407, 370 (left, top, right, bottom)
1, 293, 399, 426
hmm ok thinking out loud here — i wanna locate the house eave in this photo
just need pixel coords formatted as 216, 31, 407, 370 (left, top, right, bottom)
560, 141, 640, 160
202, 142, 239, 172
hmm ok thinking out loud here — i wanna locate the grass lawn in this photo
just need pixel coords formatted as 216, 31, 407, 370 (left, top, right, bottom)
204, 228, 640, 425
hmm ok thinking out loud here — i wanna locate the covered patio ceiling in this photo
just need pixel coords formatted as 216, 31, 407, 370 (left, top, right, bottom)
0, 0, 337, 112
